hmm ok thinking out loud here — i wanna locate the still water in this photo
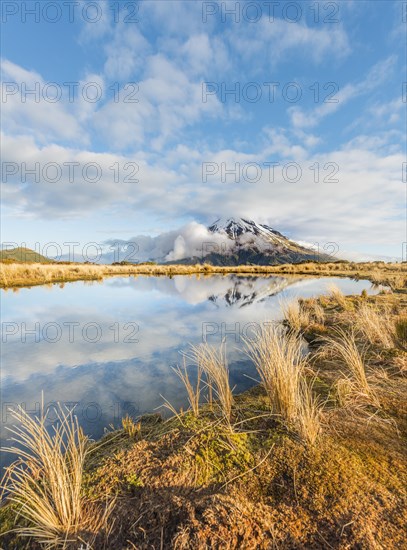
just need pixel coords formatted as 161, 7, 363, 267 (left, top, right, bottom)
1, 274, 381, 465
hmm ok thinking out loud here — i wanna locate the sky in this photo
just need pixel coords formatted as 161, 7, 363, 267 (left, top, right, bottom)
1, 0, 406, 262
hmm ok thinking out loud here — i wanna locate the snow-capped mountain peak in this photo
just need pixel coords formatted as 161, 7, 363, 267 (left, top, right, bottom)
164, 217, 336, 265
208, 217, 286, 243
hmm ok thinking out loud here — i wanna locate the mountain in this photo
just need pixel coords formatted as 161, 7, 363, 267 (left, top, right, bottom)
208, 218, 287, 241
168, 218, 336, 265
0, 247, 52, 263
122, 272, 300, 307
206, 275, 300, 308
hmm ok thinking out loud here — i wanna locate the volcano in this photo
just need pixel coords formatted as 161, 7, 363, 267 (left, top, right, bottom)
167, 218, 336, 265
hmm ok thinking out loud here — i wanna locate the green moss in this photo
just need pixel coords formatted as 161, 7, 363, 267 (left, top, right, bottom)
125, 473, 144, 491
192, 429, 253, 485
0, 504, 33, 549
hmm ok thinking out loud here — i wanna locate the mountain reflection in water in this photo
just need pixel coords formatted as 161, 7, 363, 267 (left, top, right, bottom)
1, 274, 380, 467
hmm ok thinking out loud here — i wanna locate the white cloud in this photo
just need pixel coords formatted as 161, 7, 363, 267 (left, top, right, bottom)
178, 33, 230, 77
77, 0, 112, 42
262, 128, 308, 160
102, 221, 232, 263
94, 53, 222, 150
289, 56, 397, 129
2, 2, 402, 260
295, 241, 401, 262
103, 26, 151, 80
226, 17, 350, 70
346, 97, 405, 134
1, 133, 180, 218
1, 59, 86, 144
3, 125, 403, 258
138, 0, 211, 36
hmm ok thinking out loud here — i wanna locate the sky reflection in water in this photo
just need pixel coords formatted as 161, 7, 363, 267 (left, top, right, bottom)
1, 274, 381, 465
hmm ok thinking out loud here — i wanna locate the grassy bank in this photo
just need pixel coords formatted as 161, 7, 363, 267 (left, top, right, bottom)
0, 260, 406, 290
1, 288, 406, 548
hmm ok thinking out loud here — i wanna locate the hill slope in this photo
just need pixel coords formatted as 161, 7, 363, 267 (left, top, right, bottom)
0, 247, 52, 263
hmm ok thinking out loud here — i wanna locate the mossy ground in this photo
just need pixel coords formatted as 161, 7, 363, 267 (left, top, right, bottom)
1, 292, 406, 549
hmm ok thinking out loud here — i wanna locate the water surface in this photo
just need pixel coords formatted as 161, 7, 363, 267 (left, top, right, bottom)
1, 274, 381, 466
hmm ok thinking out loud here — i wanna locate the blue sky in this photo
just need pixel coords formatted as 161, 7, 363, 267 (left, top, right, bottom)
1, 0, 406, 261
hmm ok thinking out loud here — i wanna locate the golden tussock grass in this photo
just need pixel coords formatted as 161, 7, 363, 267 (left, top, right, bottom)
297, 378, 323, 445
295, 297, 325, 325
121, 415, 141, 438
280, 299, 311, 332
1, 403, 114, 549
355, 303, 396, 349
395, 315, 407, 349
320, 327, 379, 406
244, 324, 322, 444
1, 260, 406, 290
187, 343, 234, 425
328, 283, 348, 308
309, 300, 325, 324
172, 357, 203, 417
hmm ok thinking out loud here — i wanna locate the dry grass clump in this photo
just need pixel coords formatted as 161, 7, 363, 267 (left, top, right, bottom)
245, 325, 321, 444
328, 284, 347, 308
1, 403, 114, 549
172, 358, 203, 417
187, 343, 233, 424
370, 270, 384, 286
0, 263, 105, 288
173, 330, 323, 444
334, 377, 355, 408
121, 415, 141, 438
321, 328, 378, 406
391, 274, 407, 290
395, 316, 407, 350
296, 378, 323, 445
355, 303, 396, 349
245, 325, 305, 423
370, 271, 406, 290
280, 299, 311, 332
311, 302, 325, 324
301, 298, 325, 324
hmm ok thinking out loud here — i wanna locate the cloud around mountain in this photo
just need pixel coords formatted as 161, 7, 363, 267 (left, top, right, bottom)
103, 221, 233, 263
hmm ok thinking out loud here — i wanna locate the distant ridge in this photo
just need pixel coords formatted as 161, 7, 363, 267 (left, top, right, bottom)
0, 247, 52, 263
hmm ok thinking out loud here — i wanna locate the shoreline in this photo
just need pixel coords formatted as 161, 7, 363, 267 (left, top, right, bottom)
1, 260, 405, 290
1, 288, 406, 548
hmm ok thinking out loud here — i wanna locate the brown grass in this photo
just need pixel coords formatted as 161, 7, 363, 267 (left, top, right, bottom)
244, 324, 321, 444
1, 261, 405, 290
355, 303, 396, 348
297, 378, 323, 445
321, 328, 378, 406
310, 300, 325, 324
328, 284, 347, 308
121, 415, 141, 438
298, 298, 326, 326
1, 403, 114, 549
172, 357, 203, 417
280, 299, 311, 332
395, 315, 407, 349
187, 343, 234, 425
